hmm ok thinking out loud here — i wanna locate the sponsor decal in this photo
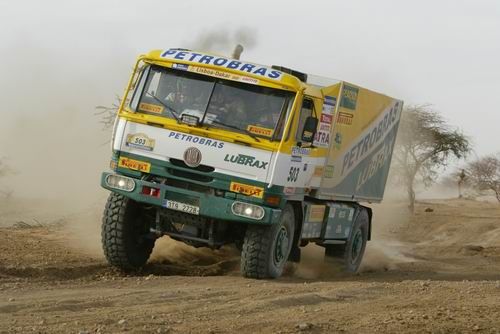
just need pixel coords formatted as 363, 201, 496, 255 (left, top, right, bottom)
291, 155, 302, 163
190, 66, 260, 85
302, 130, 314, 142
337, 112, 353, 125
118, 157, 151, 173
335, 224, 342, 234
172, 63, 189, 71
230, 182, 264, 198
139, 102, 163, 114
291, 146, 311, 156
321, 113, 333, 124
340, 84, 359, 110
224, 154, 268, 169
126, 133, 156, 151
168, 131, 225, 149
247, 125, 273, 137
355, 136, 395, 191
324, 165, 335, 178
334, 132, 342, 150
348, 208, 355, 221
339, 210, 346, 219
329, 207, 337, 218
322, 96, 336, 114
308, 205, 326, 223
314, 129, 330, 148
313, 166, 324, 177
319, 123, 331, 132
284, 187, 296, 195
161, 49, 283, 80
341, 102, 400, 176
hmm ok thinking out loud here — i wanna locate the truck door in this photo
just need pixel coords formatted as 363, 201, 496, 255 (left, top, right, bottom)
289, 97, 326, 189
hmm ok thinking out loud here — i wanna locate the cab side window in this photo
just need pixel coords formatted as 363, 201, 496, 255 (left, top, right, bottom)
296, 98, 314, 141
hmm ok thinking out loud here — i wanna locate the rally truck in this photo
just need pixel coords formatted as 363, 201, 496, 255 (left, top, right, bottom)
100, 47, 403, 279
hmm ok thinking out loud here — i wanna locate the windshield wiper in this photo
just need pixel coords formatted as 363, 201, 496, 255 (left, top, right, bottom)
146, 92, 180, 123
210, 119, 260, 142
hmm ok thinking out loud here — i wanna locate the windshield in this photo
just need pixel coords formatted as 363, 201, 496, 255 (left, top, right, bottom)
131, 65, 295, 141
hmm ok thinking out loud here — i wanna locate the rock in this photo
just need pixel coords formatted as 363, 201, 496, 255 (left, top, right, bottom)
420, 281, 430, 287
473, 325, 480, 331
297, 323, 313, 331
462, 245, 484, 253
424, 208, 434, 212
118, 319, 127, 325
8, 298, 15, 302
78, 331, 90, 334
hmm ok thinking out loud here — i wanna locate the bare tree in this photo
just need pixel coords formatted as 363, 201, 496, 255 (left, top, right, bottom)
393, 105, 471, 212
466, 154, 500, 202
0, 157, 14, 199
0, 158, 7, 177
95, 95, 121, 130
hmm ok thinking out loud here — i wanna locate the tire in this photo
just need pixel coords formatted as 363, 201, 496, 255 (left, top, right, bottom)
324, 208, 369, 273
101, 192, 156, 271
240, 204, 295, 279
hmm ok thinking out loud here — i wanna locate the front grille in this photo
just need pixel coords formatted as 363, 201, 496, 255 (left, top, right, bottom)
165, 177, 213, 194
167, 168, 213, 183
169, 158, 215, 173
143, 175, 213, 194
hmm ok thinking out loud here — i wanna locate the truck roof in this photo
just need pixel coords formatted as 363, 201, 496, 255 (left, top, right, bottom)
143, 49, 306, 92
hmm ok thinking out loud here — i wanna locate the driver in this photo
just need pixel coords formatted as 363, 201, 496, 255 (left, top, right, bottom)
166, 79, 192, 110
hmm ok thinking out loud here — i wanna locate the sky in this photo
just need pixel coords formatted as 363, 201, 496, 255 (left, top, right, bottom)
0, 0, 499, 199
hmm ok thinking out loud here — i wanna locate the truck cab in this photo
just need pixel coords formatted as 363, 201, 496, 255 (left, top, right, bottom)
101, 48, 402, 278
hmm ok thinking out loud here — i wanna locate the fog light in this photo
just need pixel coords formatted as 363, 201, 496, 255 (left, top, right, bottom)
105, 174, 135, 192
231, 201, 265, 220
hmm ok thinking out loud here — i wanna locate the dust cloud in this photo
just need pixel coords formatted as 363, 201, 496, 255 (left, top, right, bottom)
0, 26, 259, 260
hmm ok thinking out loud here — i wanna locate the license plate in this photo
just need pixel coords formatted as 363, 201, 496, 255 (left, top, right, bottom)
163, 200, 200, 215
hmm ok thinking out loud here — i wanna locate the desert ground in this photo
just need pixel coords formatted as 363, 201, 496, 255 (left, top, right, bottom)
1, 197, 500, 334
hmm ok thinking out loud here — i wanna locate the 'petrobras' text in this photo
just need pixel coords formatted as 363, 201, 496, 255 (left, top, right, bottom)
161, 49, 283, 80
168, 131, 224, 149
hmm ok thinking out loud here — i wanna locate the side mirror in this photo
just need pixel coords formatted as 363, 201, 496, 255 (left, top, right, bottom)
301, 116, 318, 143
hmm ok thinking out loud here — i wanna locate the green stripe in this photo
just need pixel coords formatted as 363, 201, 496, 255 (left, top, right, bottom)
116, 151, 286, 207
101, 172, 282, 225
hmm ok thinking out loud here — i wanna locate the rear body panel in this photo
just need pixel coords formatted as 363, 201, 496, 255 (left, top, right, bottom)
316, 82, 403, 202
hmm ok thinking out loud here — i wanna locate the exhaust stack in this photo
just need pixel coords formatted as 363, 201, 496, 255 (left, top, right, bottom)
232, 44, 244, 60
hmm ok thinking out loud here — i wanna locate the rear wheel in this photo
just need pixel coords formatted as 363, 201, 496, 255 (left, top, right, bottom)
101, 193, 156, 271
241, 204, 295, 279
324, 208, 369, 273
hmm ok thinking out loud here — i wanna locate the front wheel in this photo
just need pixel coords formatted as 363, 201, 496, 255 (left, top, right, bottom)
324, 208, 369, 273
240, 204, 295, 279
101, 193, 156, 271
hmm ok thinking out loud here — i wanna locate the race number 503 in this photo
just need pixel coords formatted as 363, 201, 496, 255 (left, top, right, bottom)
287, 167, 300, 182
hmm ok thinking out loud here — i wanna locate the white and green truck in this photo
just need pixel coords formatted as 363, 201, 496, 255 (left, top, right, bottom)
101, 48, 403, 278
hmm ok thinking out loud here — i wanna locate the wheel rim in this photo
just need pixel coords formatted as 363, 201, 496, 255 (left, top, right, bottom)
350, 229, 363, 264
274, 226, 289, 265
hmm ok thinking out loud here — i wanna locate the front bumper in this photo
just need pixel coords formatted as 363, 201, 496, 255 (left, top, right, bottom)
100, 172, 282, 224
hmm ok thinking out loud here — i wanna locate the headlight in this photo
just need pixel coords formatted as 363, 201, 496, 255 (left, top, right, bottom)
105, 174, 135, 192
231, 201, 265, 220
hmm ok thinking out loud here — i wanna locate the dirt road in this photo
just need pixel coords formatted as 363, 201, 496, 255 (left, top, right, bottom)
1, 199, 500, 333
